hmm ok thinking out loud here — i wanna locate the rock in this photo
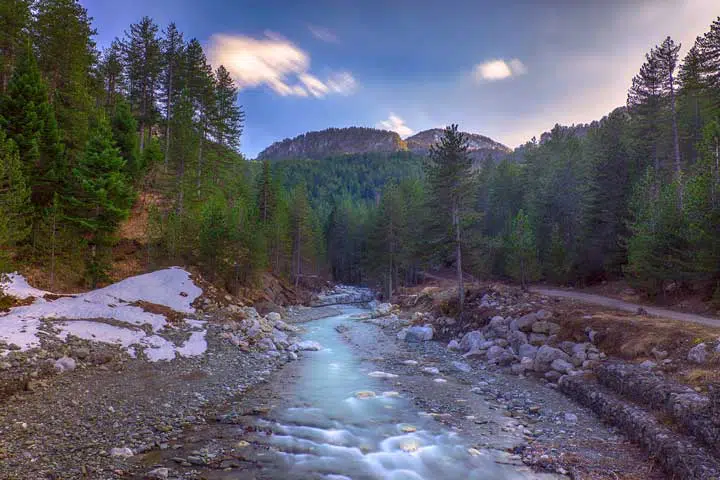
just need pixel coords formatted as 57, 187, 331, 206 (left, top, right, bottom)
688, 343, 708, 364
516, 313, 538, 332
368, 371, 398, 379
296, 341, 322, 351
396, 328, 408, 341
147, 468, 169, 479
507, 330, 528, 354
463, 350, 485, 359
536, 309, 553, 320
452, 361, 471, 373
110, 447, 134, 458
266, 312, 282, 323
529, 333, 548, 346
551, 359, 573, 374
257, 337, 276, 351
639, 360, 657, 369
487, 346, 514, 365
477, 340, 496, 350
534, 345, 571, 373
564, 412, 578, 424
486, 316, 509, 338
652, 347, 669, 360
421, 366, 440, 375
54, 356, 76, 372
559, 341, 576, 355
447, 339, 462, 351
73, 347, 90, 360
531, 321, 561, 335
544, 371, 562, 382
404, 325, 433, 343
495, 338, 509, 348
403, 359, 419, 365
486, 346, 506, 361
518, 344, 538, 359
375, 303, 393, 316
571, 343, 591, 359
272, 329, 289, 347
459, 331, 485, 352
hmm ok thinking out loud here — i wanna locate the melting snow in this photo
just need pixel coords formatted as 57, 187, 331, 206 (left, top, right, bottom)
0, 268, 207, 361
0, 273, 54, 299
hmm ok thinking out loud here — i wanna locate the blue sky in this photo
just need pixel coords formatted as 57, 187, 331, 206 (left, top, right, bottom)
83, 0, 718, 157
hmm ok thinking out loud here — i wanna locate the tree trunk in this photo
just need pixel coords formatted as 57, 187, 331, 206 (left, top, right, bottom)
453, 202, 464, 310
164, 67, 173, 172
196, 129, 204, 198
669, 73, 682, 209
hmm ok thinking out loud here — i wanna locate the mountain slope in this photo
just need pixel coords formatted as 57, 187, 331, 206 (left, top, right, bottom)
257, 127, 406, 161
256, 126, 511, 163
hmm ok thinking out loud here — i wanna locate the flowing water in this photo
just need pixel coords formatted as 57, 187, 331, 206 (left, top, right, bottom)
222, 307, 547, 479
144, 307, 555, 479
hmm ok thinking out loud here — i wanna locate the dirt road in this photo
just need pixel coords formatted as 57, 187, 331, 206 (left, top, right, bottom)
530, 287, 720, 328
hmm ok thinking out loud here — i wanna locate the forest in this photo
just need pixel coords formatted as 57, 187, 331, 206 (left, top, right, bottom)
0, 1, 719, 304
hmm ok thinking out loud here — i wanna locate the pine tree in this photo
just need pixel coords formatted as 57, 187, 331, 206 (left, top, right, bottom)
678, 44, 708, 164
0, 44, 65, 210
99, 39, 125, 109
290, 183, 313, 287
0, 0, 31, 92
368, 183, 406, 298
33, 0, 96, 159
654, 36, 683, 205
110, 99, 141, 178
65, 114, 134, 286
160, 22, 185, 170
214, 65, 244, 149
0, 130, 31, 270
257, 160, 276, 225
426, 124, 476, 310
122, 17, 162, 152
506, 210, 539, 290
697, 17, 720, 108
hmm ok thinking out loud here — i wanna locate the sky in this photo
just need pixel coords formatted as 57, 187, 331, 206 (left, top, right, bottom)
82, 0, 719, 158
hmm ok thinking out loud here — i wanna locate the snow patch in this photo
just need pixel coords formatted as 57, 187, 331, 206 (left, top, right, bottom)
0, 273, 54, 299
0, 268, 207, 361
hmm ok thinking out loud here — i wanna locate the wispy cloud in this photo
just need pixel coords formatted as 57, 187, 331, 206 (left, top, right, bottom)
207, 32, 356, 98
473, 58, 527, 82
308, 24, 339, 43
377, 113, 414, 137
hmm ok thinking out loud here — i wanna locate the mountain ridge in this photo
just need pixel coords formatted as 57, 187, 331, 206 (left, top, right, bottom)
256, 126, 511, 162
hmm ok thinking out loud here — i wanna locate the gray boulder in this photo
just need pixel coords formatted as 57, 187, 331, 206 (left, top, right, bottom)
532, 321, 561, 335
54, 356, 76, 372
405, 325, 434, 342
688, 343, 709, 364
459, 331, 485, 352
534, 345, 571, 373
529, 333, 548, 346
518, 343, 539, 359
507, 330, 528, 354
266, 312, 282, 323
447, 339, 462, 351
486, 316, 509, 339
452, 361, 472, 373
516, 313, 538, 332
551, 358, 573, 374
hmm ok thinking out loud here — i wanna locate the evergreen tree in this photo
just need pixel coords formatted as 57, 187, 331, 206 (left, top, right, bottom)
368, 183, 405, 298
122, 16, 162, 152
160, 22, 185, 170
0, 131, 31, 270
426, 124, 475, 310
33, 0, 96, 159
214, 65, 244, 149
678, 44, 708, 164
99, 39, 125, 109
110, 99, 141, 178
65, 115, 133, 286
257, 159, 276, 225
0, 44, 64, 210
290, 183, 313, 287
506, 210, 539, 290
0, 0, 31, 92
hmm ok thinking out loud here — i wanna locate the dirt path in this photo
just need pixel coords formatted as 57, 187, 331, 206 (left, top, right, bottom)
530, 287, 720, 327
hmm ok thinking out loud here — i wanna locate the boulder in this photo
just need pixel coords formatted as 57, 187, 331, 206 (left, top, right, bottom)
486, 316, 509, 339
507, 330, 528, 354
421, 366, 440, 375
532, 321, 561, 335
459, 331, 485, 352
257, 337, 277, 351
529, 333, 548, 346
534, 345, 571, 373
536, 309, 553, 320
447, 339, 462, 351
516, 313, 538, 332
487, 346, 514, 365
463, 349, 485, 359
551, 358, 573, 374
405, 325, 433, 342
452, 361, 472, 373
518, 344, 539, 359
375, 303, 393, 316
266, 312, 282, 323
54, 356, 76, 372
478, 340, 496, 350
559, 341, 576, 355
544, 371, 562, 382
110, 447, 134, 458
688, 343, 708, 364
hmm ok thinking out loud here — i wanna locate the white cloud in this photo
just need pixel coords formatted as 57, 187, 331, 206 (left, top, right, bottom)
473, 58, 527, 82
207, 33, 357, 98
308, 25, 339, 43
377, 113, 414, 137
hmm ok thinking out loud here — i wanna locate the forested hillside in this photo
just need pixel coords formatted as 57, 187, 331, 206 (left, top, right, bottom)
1, 1, 719, 307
